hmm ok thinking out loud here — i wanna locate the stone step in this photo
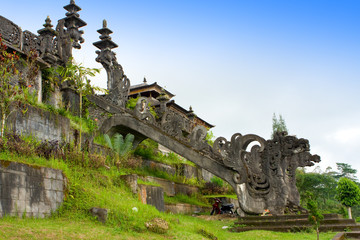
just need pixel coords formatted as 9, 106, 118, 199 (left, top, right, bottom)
236, 218, 356, 227
232, 223, 360, 233
232, 214, 359, 233
333, 231, 360, 240
236, 213, 342, 222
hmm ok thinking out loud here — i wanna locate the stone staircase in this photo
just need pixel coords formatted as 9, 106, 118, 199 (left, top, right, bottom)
231, 214, 360, 233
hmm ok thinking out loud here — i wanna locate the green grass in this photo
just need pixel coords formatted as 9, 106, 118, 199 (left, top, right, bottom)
0, 138, 339, 239
138, 178, 161, 187
0, 215, 337, 240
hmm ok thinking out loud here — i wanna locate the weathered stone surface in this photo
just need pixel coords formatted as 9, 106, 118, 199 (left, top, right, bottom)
180, 164, 200, 179
142, 159, 176, 176
145, 218, 169, 234
0, 161, 66, 218
138, 184, 164, 212
89, 207, 108, 223
6, 103, 72, 142
120, 174, 138, 194
165, 203, 211, 214
144, 176, 175, 197
174, 183, 199, 196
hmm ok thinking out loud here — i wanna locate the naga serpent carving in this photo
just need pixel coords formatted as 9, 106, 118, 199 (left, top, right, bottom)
211, 131, 320, 214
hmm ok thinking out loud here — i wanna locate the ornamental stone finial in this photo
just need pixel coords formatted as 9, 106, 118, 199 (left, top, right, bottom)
62, 0, 86, 49
93, 20, 130, 108
37, 16, 57, 63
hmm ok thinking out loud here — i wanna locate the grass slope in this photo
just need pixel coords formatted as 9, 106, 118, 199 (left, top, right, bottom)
0, 152, 336, 239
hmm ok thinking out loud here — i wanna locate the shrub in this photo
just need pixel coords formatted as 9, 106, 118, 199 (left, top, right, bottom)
210, 176, 224, 187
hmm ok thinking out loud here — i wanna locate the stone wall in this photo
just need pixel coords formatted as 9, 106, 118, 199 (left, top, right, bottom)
144, 176, 199, 197
165, 203, 211, 214
6, 103, 72, 142
141, 159, 176, 176
0, 160, 66, 218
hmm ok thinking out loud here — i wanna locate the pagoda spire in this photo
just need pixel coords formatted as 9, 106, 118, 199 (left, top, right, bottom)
93, 20, 130, 108
93, 19, 118, 50
61, 0, 87, 49
37, 16, 57, 63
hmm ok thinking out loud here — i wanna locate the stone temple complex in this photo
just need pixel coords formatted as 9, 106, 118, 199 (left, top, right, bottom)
0, 0, 320, 216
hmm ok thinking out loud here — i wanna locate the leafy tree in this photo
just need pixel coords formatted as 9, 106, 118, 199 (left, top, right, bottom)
336, 177, 360, 219
205, 130, 215, 146
307, 194, 324, 240
0, 36, 39, 137
296, 170, 338, 209
57, 59, 100, 150
334, 163, 358, 182
0, 37, 20, 137
104, 133, 134, 159
271, 113, 288, 138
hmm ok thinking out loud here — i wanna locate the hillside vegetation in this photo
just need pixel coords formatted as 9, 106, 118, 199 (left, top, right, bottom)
0, 133, 337, 239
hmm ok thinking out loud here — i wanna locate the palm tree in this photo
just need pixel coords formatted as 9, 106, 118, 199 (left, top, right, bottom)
57, 58, 100, 151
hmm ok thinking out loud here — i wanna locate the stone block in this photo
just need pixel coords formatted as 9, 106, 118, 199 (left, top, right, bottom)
89, 207, 108, 223
18, 187, 27, 201
56, 191, 64, 203
165, 203, 210, 214
142, 159, 176, 176
50, 200, 57, 211
25, 201, 33, 212
45, 190, 56, 203
201, 168, 214, 182
19, 175, 26, 188
52, 180, 63, 191
44, 169, 57, 179
174, 183, 199, 196
56, 171, 63, 181
13, 200, 26, 213
44, 178, 52, 190
138, 184, 164, 212
182, 164, 199, 179
10, 187, 19, 200
38, 201, 50, 213
120, 174, 138, 194
1, 199, 13, 214
145, 176, 175, 196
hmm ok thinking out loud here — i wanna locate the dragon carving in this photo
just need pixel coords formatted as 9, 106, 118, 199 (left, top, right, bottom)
211, 131, 320, 214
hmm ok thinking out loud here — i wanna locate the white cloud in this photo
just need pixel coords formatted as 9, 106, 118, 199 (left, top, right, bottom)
326, 127, 360, 146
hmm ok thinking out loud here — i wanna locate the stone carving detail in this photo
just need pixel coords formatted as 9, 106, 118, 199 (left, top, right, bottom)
37, 16, 57, 63
93, 20, 130, 108
99, 51, 130, 107
54, 19, 72, 64
62, 0, 86, 49
211, 132, 320, 214
161, 110, 185, 139
134, 97, 155, 123
263, 132, 320, 210
22, 30, 40, 53
0, 16, 22, 47
189, 125, 209, 151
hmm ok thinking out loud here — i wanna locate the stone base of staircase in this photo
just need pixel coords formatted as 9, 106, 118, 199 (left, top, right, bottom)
231, 214, 360, 233
333, 231, 360, 240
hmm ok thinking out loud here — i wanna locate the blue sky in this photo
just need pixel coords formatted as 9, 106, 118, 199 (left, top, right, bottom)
2, 0, 360, 176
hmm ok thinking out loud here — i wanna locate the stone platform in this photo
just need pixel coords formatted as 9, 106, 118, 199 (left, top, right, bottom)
232, 214, 360, 233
